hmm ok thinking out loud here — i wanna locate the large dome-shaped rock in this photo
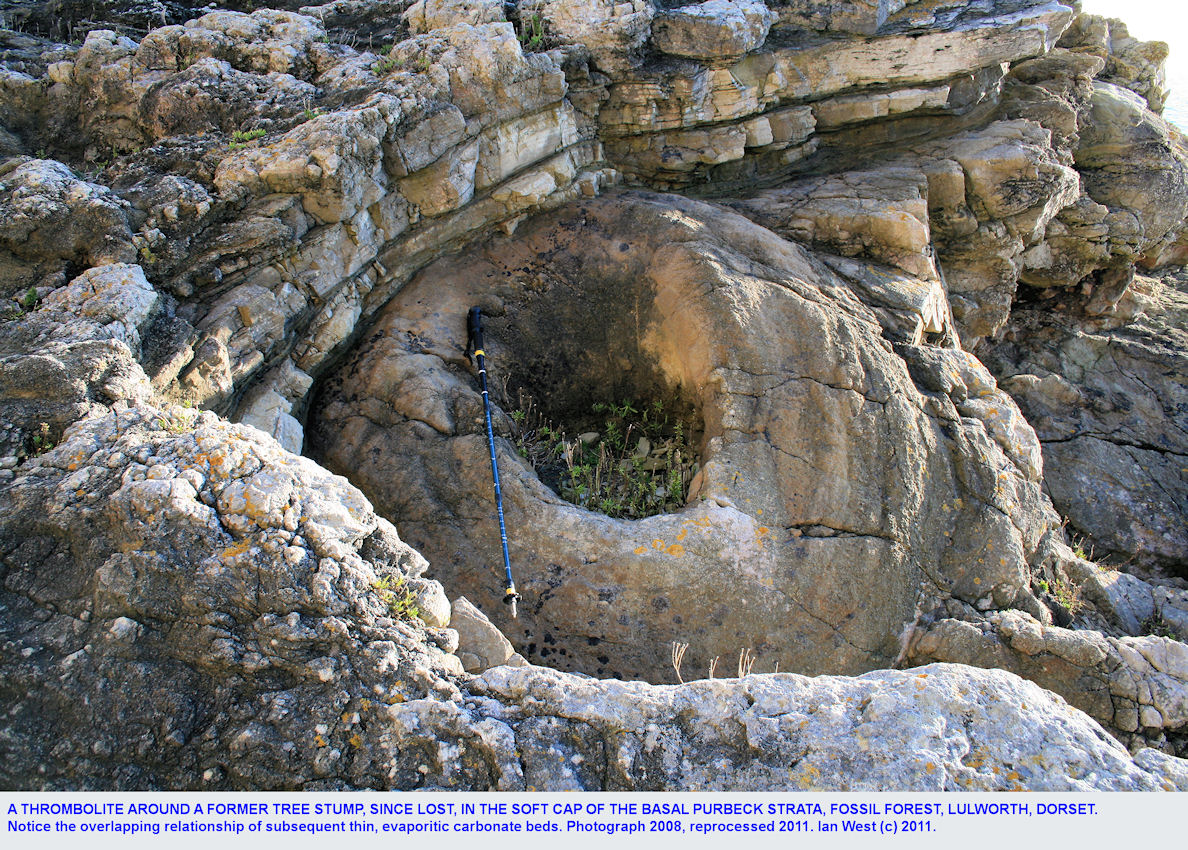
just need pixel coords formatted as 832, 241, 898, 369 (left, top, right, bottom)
310, 190, 1058, 681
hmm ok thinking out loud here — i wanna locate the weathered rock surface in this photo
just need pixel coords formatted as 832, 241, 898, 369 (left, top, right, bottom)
910, 608, 1188, 750
1059, 12, 1169, 113
653, 0, 776, 61
1, 405, 1184, 790
1, 0, 1187, 789
984, 274, 1188, 571
451, 596, 522, 673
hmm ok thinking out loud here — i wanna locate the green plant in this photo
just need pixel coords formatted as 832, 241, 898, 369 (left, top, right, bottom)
1141, 615, 1177, 639
30, 422, 54, 455
517, 13, 546, 50
301, 105, 326, 122
374, 574, 420, 621
374, 51, 403, 74
16, 422, 56, 462
228, 128, 267, 150
1050, 575, 1082, 615
155, 407, 196, 435
3, 287, 40, 322
138, 243, 157, 264
509, 388, 698, 520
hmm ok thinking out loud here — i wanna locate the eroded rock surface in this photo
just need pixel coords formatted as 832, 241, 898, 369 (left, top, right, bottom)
310, 190, 1058, 682
985, 274, 1188, 571
2, 0, 1187, 788
2, 404, 1184, 790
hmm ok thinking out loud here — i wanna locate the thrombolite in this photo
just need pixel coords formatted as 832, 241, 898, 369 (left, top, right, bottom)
1, 0, 1186, 790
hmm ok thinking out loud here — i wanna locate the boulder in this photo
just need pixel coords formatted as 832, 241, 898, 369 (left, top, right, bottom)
652, 0, 776, 61
1059, 13, 1169, 113
451, 596, 519, 672
1074, 83, 1188, 262
1, 403, 1183, 789
521, 0, 654, 72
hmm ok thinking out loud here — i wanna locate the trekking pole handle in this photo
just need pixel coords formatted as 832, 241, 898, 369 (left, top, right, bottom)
467, 306, 484, 360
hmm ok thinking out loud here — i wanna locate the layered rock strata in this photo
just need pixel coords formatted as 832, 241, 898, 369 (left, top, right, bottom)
0, 0, 1186, 789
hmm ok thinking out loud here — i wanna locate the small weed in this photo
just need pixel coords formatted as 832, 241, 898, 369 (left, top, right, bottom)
1141, 615, 1177, 639
228, 128, 267, 150
737, 647, 756, 678
374, 53, 403, 74
671, 640, 688, 684
374, 574, 420, 622
1050, 575, 1083, 616
3, 288, 40, 322
155, 408, 195, 434
16, 422, 56, 462
30, 422, 54, 456
138, 244, 157, 264
517, 13, 546, 51
302, 106, 326, 122
509, 389, 699, 520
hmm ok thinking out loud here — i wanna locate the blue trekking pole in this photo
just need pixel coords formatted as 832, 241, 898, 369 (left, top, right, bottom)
467, 307, 521, 618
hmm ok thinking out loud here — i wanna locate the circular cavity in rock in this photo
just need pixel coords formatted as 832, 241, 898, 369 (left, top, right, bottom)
309, 190, 1056, 683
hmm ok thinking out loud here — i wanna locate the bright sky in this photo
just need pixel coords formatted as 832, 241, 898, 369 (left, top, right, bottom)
1077, 0, 1188, 124
1075, 0, 1186, 44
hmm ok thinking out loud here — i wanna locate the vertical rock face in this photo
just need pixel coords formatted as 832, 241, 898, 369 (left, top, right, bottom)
983, 274, 1188, 570
1, 0, 1187, 788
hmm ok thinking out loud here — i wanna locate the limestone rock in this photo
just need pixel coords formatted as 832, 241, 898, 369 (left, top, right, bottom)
652, 0, 776, 61
772, 0, 901, 36
451, 596, 517, 672
985, 274, 1188, 570
236, 360, 315, 454
0, 262, 156, 457
521, 0, 654, 72
726, 166, 933, 278
0, 159, 135, 291
1059, 13, 1169, 113
450, 662, 1184, 791
0, 404, 457, 788
911, 610, 1188, 746
1074, 83, 1188, 263
1, 0, 1186, 793
403, 0, 504, 34
39, 263, 159, 352
311, 191, 1057, 681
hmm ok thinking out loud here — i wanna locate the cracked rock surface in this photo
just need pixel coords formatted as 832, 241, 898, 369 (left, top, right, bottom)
1, 0, 1187, 788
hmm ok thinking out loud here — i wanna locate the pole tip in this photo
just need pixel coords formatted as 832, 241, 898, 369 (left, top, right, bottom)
503, 587, 521, 619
